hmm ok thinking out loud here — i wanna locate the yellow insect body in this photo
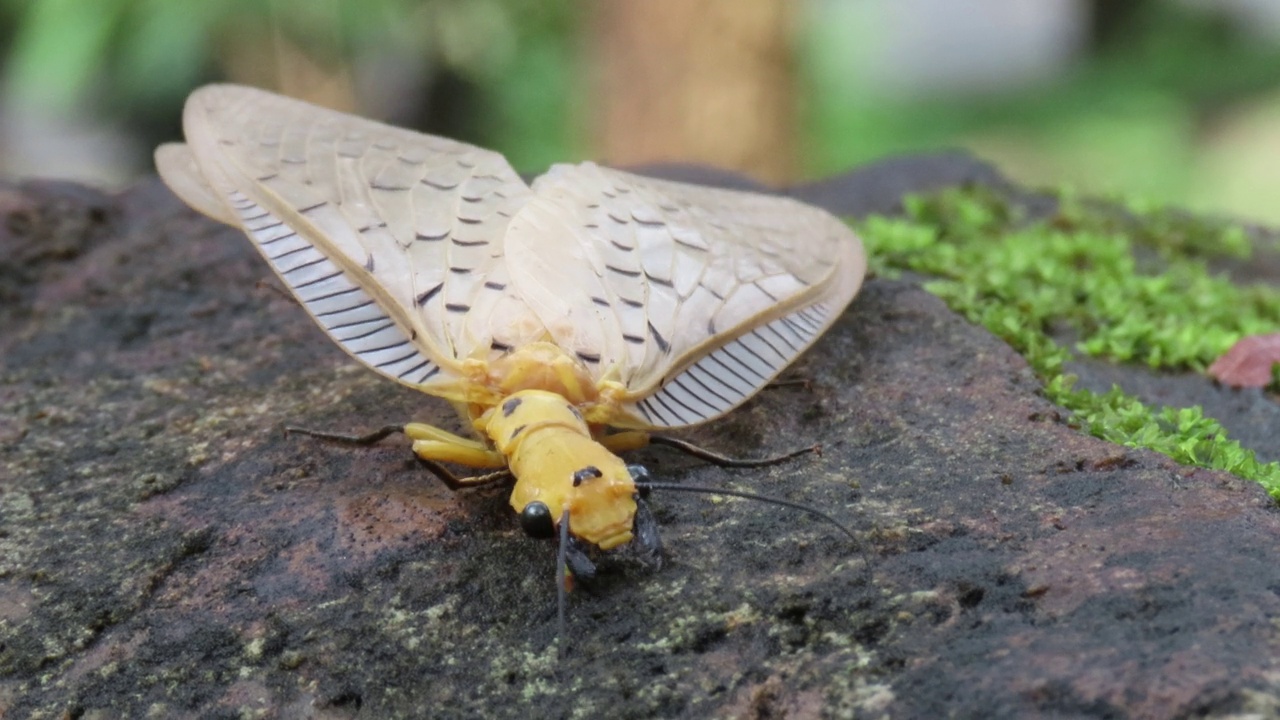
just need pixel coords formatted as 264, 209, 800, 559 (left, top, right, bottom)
155, 84, 867, 552
482, 387, 637, 550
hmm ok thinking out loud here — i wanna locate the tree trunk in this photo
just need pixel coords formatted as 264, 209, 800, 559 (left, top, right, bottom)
589, 0, 798, 184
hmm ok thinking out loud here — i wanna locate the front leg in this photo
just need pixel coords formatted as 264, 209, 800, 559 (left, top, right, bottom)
403, 422, 507, 467
288, 422, 510, 491
600, 430, 818, 468
286, 421, 505, 468
412, 457, 512, 491
403, 422, 511, 490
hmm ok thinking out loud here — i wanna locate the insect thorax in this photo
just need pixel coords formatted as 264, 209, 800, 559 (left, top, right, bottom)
483, 342, 601, 405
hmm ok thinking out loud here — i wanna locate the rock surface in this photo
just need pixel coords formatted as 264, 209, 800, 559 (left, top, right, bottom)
3, 157, 1280, 718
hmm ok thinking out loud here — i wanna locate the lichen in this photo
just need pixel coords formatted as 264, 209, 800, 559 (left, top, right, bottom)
857, 186, 1280, 498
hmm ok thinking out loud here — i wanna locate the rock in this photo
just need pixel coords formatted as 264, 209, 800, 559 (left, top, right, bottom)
3, 154, 1279, 718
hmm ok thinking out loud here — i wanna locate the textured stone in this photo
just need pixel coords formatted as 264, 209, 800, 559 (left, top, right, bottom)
2, 156, 1279, 718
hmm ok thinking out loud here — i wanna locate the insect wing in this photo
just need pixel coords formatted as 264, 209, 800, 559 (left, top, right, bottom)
155, 85, 866, 421
522, 163, 866, 428
154, 143, 238, 225
155, 84, 538, 390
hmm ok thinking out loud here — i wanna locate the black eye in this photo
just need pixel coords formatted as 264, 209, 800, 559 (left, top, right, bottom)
519, 501, 555, 539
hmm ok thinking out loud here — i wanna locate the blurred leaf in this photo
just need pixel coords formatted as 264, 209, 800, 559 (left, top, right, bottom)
432, 0, 515, 78
7, 0, 124, 110
116, 0, 221, 103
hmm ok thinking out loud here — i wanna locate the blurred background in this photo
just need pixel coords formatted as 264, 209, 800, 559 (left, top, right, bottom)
2, 0, 1280, 222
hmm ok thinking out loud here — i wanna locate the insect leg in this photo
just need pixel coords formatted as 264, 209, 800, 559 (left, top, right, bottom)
408, 439, 506, 468
648, 434, 820, 468
285, 424, 406, 444
287, 422, 507, 467
404, 422, 507, 468
404, 422, 514, 490
287, 422, 509, 488
413, 457, 512, 491
598, 430, 651, 453
766, 375, 812, 391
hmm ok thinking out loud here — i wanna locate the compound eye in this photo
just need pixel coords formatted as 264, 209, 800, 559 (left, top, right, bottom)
519, 501, 556, 539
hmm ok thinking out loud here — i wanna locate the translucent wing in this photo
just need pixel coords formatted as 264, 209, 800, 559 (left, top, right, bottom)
155, 85, 865, 427
510, 162, 867, 429
154, 84, 542, 393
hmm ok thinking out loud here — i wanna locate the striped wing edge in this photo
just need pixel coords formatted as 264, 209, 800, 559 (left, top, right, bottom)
620, 243, 865, 429
155, 144, 450, 390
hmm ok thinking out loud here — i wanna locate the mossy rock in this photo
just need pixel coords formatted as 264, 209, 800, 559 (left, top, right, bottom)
3, 158, 1280, 718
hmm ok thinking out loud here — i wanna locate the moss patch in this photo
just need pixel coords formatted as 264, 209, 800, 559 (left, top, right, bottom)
857, 187, 1280, 498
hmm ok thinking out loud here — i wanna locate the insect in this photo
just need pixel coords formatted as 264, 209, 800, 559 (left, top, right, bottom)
155, 84, 867, 600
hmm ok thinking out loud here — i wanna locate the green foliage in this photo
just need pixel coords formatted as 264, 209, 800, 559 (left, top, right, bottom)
864, 187, 1280, 371
481, 6, 582, 171
858, 187, 1280, 498
803, 2, 1280, 219
6, 0, 127, 109
0, 0, 579, 164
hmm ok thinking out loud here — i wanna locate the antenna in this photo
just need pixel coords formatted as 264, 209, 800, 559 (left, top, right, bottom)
633, 481, 859, 543
556, 509, 570, 660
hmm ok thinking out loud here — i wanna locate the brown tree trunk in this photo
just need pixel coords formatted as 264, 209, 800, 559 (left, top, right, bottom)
216, 6, 357, 113
589, 0, 798, 184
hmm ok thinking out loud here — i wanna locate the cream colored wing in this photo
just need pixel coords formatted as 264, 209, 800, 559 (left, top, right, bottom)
512, 162, 867, 429
155, 84, 541, 393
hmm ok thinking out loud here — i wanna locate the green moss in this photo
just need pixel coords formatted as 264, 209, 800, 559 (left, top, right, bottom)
857, 187, 1280, 498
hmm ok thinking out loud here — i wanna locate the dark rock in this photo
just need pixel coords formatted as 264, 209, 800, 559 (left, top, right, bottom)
3, 156, 1279, 718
